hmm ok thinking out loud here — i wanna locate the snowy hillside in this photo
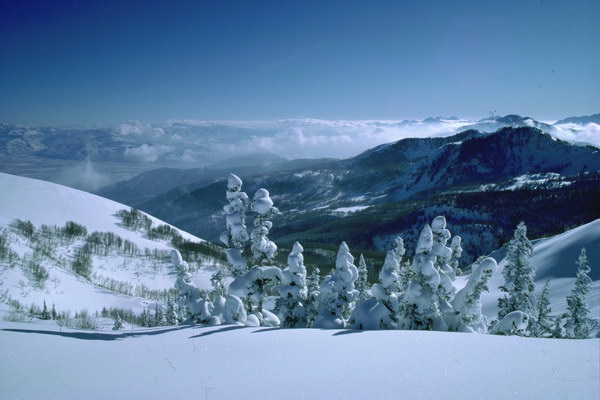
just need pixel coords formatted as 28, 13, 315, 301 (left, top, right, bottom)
0, 172, 223, 321
471, 219, 600, 320
1, 321, 598, 400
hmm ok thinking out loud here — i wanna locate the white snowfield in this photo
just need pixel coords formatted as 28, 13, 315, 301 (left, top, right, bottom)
0, 321, 598, 400
0, 172, 201, 247
0, 172, 215, 314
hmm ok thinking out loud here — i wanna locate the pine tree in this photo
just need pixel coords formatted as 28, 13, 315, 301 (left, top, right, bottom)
371, 250, 401, 328
154, 303, 166, 327
312, 242, 359, 329
447, 258, 496, 333
305, 267, 321, 326
165, 296, 179, 326
497, 222, 536, 321
51, 303, 57, 320
277, 242, 308, 328
112, 313, 124, 330
355, 254, 369, 301
41, 300, 50, 320
565, 248, 592, 339
219, 174, 250, 277
249, 188, 279, 266
530, 280, 552, 337
449, 236, 463, 277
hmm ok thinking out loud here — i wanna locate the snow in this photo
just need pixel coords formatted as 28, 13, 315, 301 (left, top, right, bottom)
0, 172, 201, 247
0, 320, 598, 400
333, 205, 371, 213
0, 172, 216, 315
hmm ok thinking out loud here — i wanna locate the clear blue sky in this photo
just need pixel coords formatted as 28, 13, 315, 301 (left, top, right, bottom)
1, 0, 598, 125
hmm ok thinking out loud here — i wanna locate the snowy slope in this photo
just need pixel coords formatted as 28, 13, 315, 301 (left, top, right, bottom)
0, 172, 219, 316
0, 321, 598, 400
463, 219, 600, 320
0, 171, 200, 248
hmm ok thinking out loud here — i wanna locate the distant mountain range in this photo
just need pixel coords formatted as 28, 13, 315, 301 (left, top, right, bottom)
107, 126, 600, 265
1, 113, 598, 191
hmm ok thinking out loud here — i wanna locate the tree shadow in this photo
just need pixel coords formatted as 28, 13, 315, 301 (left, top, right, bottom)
250, 327, 281, 333
332, 329, 365, 336
1, 325, 192, 341
188, 325, 246, 338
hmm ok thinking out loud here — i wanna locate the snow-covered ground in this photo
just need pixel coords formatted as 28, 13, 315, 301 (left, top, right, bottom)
0, 321, 597, 400
0, 172, 219, 315
0, 172, 201, 246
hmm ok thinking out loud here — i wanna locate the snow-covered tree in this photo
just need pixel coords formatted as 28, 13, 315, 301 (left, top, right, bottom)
313, 242, 359, 329
219, 174, 250, 277
305, 267, 321, 326
565, 248, 593, 339
490, 310, 530, 335
277, 242, 309, 328
154, 303, 166, 327
112, 313, 124, 330
530, 280, 552, 338
41, 300, 50, 320
371, 250, 401, 328
497, 222, 536, 321
250, 188, 279, 266
229, 266, 282, 316
355, 254, 369, 301
173, 249, 213, 323
209, 263, 228, 316
398, 224, 447, 330
446, 257, 496, 333
449, 236, 463, 277
165, 296, 178, 326
223, 295, 247, 325
431, 216, 456, 312
51, 303, 57, 320
392, 237, 409, 291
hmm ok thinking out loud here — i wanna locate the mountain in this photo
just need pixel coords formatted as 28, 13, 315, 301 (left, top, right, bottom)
0, 172, 222, 319
554, 113, 600, 125
134, 126, 600, 263
96, 155, 336, 207
458, 114, 554, 133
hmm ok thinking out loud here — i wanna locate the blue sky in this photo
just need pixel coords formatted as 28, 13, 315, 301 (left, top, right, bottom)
1, 0, 598, 125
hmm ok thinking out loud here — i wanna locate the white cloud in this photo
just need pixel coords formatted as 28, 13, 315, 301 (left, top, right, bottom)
550, 123, 600, 147
123, 144, 173, 163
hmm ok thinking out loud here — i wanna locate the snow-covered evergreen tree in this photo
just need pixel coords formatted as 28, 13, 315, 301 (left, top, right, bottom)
371, 250, 401, 328
565, 248, 593, 339
490, 311, 530, 335
430, 216, 456, 312
446, 257, 496, 333
173, 249, 213, 323
530, 280, 552, 337
165, 296, 178, 326
305, 267, 321, 326
219, 174, 250, 277
223, 295, 247, 325
392, 237, 409, 291
277, 242, 309, 328
154, 303, 166, 327
227, 186, 282, 326
112, 313, 124, 330
355, 254, 369, 301
497, 222, 536, 321
398, 224, 447, 330
209, 263, 228, 316
449, 236, 463, 277
51, 303, 57, 320
313, 242, 359, 329
41, 300, 50, 320
250, 188, 279, 266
